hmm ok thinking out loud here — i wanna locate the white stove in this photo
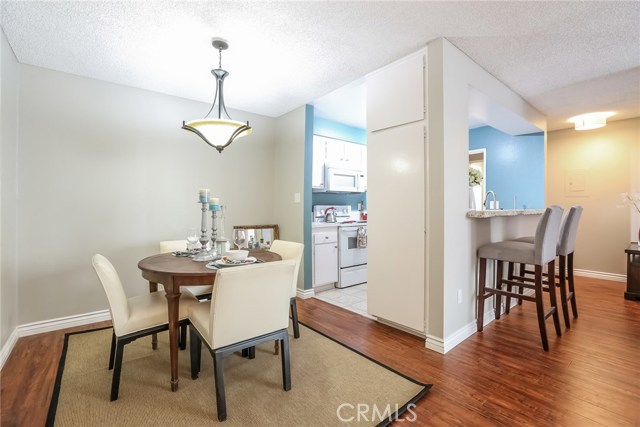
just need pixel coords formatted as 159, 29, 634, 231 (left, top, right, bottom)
313, 204, 368, 288
313, 205, 353, 223
337, 223, 367, 288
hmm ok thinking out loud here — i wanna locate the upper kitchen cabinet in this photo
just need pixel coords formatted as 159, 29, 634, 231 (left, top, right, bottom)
324, 136, 366, 170
313, 135, 367, 192
367, 54, 425, 132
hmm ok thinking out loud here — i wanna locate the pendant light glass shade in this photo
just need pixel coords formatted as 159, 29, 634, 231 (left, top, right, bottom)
182, 39, 252, 153
182, 118, 252, 153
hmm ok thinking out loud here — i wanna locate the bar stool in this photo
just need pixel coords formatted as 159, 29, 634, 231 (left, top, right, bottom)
476, 206, 564, 351
512, 206, 583, 328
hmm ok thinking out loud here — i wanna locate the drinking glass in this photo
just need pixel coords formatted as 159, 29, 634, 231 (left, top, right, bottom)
233, 229, 247, 250
186, 228, 199, 251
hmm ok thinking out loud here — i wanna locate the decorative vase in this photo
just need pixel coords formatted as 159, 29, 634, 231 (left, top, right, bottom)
469, 187, 476, 210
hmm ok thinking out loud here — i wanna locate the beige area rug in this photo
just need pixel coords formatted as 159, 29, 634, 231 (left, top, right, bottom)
47, 323, 430, 426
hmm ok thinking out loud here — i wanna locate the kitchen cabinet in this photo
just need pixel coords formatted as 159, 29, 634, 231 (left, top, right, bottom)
312, 136, 326, 190
312, 228, 339, 287
313, 135, 367, 192
325, 137, 365, 169
367, 53, 425, 132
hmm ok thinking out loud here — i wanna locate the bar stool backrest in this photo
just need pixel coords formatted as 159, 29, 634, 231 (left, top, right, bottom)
534, 205, 564, 265
557, 206, 583, 257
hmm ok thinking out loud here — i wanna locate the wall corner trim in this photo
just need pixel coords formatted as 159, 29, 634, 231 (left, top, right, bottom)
296, 288, 315, 299
0, 328, 19, 370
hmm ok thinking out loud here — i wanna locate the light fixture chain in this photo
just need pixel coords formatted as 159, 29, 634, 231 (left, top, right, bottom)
218, 47, 222, 69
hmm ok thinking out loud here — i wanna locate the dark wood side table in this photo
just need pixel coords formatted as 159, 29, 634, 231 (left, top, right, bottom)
624, 243, 640, 300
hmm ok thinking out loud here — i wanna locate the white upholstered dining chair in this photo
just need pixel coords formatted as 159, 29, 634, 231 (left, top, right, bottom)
269, 240, 304, 340
91, 254, 198, 401
188, 260, 296, 421
159, 240, 213, 300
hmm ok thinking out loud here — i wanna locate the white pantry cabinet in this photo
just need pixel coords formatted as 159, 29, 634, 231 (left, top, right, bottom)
366, 50, 427, 334
367, 53, 425, 132
367, 122, 425, 333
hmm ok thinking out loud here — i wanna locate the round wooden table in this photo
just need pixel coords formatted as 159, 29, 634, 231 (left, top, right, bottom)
138, 250, 282, 391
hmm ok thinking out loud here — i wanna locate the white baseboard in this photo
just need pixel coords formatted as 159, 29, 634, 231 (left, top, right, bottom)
427, 291, 529, 354
0, 328, 19, 370
17, 309, 111, 337
296, 288, 315, 299
0, 309, 111, 370
574, 269, 625, 282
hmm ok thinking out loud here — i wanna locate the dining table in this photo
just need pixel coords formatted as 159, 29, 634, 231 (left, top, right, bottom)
137, 249, 282, 391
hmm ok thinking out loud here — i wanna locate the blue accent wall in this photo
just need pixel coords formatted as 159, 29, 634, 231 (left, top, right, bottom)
303, 105, 314, 290
312, 117, 367, 210
469, 126, 544, 209
314, 117, 367, 145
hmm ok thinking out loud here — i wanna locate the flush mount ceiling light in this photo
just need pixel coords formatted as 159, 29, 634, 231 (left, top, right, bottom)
182, 38, 252, 153
568, 112, 615, 131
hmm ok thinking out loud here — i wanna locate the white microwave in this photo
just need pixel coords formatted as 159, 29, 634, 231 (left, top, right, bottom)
326, 167, 366, 193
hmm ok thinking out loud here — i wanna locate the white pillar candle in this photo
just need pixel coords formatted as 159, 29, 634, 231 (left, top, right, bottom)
199, 189, 210, 203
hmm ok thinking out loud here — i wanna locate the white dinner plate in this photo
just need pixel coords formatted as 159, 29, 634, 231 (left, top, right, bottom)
206, 256, 257, 269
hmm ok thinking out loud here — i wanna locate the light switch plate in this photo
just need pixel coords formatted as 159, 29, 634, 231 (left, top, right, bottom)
294, 192, 301, 203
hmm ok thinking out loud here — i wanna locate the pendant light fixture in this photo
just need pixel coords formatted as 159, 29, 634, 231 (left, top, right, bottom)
182, 38, 252, 153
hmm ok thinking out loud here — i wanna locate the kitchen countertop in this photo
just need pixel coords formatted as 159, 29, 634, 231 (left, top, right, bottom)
466, 209, 545, 218
312, 221, 367, 228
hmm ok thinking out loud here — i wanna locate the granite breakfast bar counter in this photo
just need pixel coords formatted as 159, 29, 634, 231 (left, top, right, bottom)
467, 209, 545, 249
466, 209, 545, 219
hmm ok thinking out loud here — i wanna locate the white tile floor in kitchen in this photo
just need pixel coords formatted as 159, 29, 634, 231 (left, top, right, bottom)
314, 283, 373, 319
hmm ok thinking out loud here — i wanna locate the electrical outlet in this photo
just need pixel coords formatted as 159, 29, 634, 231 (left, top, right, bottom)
293, 192, 301, 203
457, 289, 462, 304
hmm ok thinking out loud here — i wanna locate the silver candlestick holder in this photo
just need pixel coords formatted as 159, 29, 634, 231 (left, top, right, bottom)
210, 208, 219, 260
192, 200, 214, 262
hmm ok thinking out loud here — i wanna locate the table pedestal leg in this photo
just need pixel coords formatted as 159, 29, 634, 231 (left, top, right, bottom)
149, 281, 159, 350
165, 285, 181, 391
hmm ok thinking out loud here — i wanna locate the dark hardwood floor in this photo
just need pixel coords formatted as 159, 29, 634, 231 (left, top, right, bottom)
1, 276, 638, 426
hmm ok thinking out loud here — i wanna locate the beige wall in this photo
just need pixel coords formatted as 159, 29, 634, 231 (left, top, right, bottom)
273, 106, 307, 289
547, 118, 640, 275
16, 64, 278, 324
1, 27, 19, 349
427, 38, 546, 346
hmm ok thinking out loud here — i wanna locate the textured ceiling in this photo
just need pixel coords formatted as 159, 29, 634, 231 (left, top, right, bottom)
1, 1, 639, 131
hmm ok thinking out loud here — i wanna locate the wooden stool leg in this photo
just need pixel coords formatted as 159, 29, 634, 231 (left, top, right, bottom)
477, 258, 487, 332
558, 255, 571, 328
568, 253, 578, 318
505, 262, 514, 314
534, 265, 549, 351
495, 261, 504, 320
547, 260, 562, 337
517, 263, 525, 305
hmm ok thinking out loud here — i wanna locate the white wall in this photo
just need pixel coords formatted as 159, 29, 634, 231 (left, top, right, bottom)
273, 106, 307, 288
16, 65, 277, 324
1, 27, 19, 349
426, 38, 546, 344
